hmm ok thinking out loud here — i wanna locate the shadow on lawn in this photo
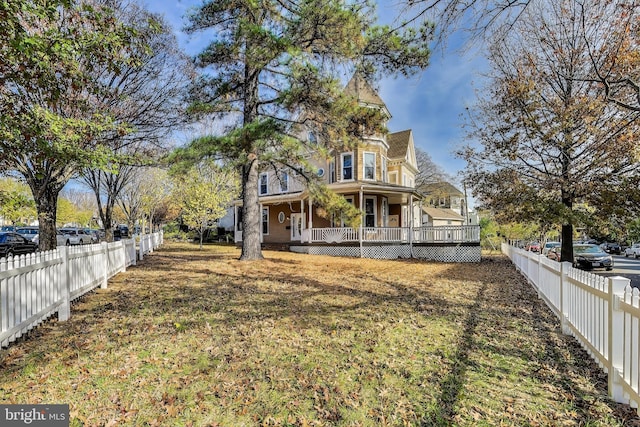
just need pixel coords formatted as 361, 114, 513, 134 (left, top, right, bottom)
2, 247, 638, 425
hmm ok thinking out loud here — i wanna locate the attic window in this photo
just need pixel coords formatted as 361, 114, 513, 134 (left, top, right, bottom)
307, 131, 317, 144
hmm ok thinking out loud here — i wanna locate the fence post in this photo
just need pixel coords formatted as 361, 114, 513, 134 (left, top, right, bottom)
101, 242, 108, 289
608, 276, 630, 403
130, 239, 137, 266
139, 236, 144, 261
560, 261, 572, 335
58, 246, 70, 322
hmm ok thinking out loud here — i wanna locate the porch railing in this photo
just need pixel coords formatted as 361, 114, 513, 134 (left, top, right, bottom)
306, 225, 479, 244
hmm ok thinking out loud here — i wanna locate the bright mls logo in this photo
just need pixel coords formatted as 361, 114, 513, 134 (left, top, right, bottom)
0, 405, 69, 426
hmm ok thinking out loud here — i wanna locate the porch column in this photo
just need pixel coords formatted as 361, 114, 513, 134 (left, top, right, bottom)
409, 195, 413, 255
308, 197, 313, 238
300, 199, 305, 242
359, 186, 363, 258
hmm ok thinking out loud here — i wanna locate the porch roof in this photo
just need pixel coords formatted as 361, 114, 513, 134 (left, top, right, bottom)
328, 181, 422, 204
249, 182, 422, 207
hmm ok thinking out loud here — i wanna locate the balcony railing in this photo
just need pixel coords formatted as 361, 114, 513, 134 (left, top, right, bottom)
307, 225, 479, 244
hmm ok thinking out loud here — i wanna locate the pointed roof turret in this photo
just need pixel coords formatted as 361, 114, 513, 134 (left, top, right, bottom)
344, 73, 389, 113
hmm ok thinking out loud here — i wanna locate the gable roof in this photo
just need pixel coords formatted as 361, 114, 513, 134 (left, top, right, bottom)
343, 74, 387, 108
387, 130, 411, 159
422, 207, 465, 221
421, 181, 463, 197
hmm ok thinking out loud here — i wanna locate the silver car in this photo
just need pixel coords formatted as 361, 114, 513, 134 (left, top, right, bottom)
58, 228, 92, 245
625, 243, 640, 259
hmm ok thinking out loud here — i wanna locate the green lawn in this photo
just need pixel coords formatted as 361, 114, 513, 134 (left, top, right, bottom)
0, 242, 637, 426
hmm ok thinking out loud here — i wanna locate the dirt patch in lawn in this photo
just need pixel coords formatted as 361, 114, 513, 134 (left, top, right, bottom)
1, 243, 638, 426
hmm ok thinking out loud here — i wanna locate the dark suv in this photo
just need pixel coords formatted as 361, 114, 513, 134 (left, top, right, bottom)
601, 242, 622, 255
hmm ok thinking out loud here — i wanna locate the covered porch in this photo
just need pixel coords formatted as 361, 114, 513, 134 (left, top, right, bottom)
234, 183, 481, 261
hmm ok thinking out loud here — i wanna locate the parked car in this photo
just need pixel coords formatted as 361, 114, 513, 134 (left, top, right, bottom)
0, 232, 38, 258
15, 226, 39, 242
600, 242, 622, 255
525, 241, 541, 252
33, 230, 72, 247
573, 244, 614, 271
84, 228, 100, 243
542, 241, 561, 256
0, 225, 16, 232
625, 243, 640, 258
547, 247, 561, 261
58, 227, 92, 245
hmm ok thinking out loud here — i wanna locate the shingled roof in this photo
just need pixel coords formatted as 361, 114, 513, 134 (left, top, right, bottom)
343, 74, 386, 107
422, 207, 464, 221
387, 129, 412, 159
421, 182, 464, 197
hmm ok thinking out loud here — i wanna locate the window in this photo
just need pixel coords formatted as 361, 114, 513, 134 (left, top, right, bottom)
364, 197, 376, 227
280, 172, 289, 193
341, 196, 354, 226
262, 207, 269, 235
381, 157, 387, 183
402, 173, 407, 187
408, 178, 413, 188
317, 168, 325, 178
341, 153, 353, 181
259, 173, 268, 195
363, 152, 375, 180
329, 161, 336, 183
236, 208, 243, 231
278, 212, 286, 223
307, 131, 317, 144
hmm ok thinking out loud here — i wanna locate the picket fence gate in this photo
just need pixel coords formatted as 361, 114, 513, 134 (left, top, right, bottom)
502, 242, 640, 413
0, 231, 163, 348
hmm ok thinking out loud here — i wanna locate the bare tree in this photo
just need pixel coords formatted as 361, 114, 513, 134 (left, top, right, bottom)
79, 0, 192, 241
414, 147, 452, 189
459, 0, 640, 262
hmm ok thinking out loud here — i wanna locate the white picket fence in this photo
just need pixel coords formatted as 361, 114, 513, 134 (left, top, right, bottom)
502, 242, 640, 412
0, 231, 163, 348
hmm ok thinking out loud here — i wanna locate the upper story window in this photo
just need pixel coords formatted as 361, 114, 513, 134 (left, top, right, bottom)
381, 156, 387, 183
307, 131, 317, 144
341, 153, 353, 181
402, 173, 407, 187
329, 161, 336, 183
259, 173, 268, 195
363, 152, 375, 180
280, 172, 289, 193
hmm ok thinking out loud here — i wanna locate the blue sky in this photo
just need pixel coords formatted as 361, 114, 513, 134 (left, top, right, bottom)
143, 1, 487, 183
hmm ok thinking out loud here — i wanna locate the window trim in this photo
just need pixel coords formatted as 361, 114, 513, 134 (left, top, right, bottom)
259, 173, 268, 195
262, 207, 269, 235
280, 172, 289, 193
363, 152, 376, 181
381, 156, 387, 183
364, 196, 377, 228
341, 152, 354, 181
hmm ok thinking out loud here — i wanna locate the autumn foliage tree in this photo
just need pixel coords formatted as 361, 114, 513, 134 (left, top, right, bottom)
173, 0, 433, 260
0, 1, 143, 250
459, 0, 640, 261
171, 162, 239, 249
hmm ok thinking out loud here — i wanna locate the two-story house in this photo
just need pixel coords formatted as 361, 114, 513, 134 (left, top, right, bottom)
233, 75, 480, 261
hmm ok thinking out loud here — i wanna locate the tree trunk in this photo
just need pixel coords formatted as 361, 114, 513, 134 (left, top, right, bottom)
35, 187, 62, 251
240, 157, 263, 260
560, 193, 574, 263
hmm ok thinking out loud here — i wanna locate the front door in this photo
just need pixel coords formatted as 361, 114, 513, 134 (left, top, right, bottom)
291, 213, 303, 241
